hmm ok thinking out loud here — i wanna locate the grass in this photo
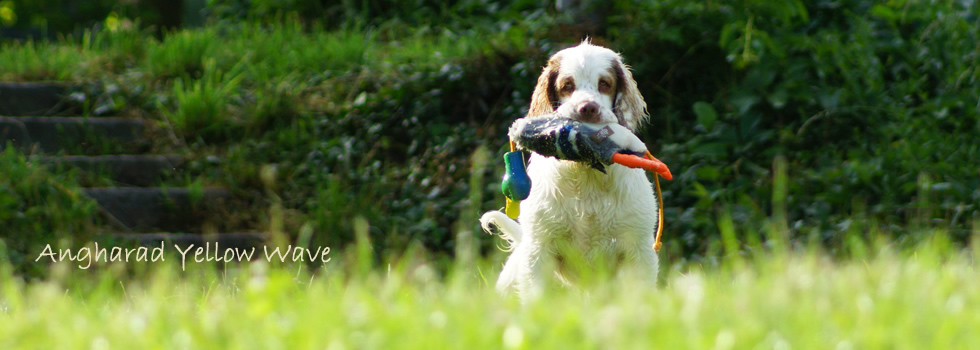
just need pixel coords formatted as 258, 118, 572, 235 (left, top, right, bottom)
0, 6, 978, 347
1, 233, 978, 348
0, 149, 97, 277
1, 6, 978, 345
0, 18, 534, 251
0, 42, 93, 81
163, 58, 244, 141
0, 21, 517, 83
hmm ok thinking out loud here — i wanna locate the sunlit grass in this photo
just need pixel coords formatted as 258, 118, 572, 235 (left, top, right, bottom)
1, 234, 977, 349
0, 41, 97, 81
0, 21, 513, 83
0, 20, 524, 144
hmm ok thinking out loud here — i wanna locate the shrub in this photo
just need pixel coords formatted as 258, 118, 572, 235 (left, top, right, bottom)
0, 148, 97, 278
606, 0, 980, 254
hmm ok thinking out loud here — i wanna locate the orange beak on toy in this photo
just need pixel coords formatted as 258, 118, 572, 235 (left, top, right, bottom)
610, 151, 673, 180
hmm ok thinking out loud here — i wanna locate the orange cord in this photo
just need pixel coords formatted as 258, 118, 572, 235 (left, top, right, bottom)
645, 151, 665, 252
652, 173, 664, 251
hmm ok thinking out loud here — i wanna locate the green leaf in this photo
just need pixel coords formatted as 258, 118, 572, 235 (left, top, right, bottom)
744, 65, 777, 90
870, 5, 897, 21
768, 89, 788, 109
695, 166, 721, 181
692, 142, 728, 157
818, 89, 842, 109
731, 92, 760, 115
693, 101, 718, 130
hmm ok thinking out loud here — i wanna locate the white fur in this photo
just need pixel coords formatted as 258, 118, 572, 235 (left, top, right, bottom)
481, 41, 659, 300
552, 45, 619, 125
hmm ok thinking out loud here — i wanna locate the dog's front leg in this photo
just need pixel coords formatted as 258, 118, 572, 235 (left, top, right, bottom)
622, 240, 660, 287
639, 247, 660, 285
510, 242, 547, 302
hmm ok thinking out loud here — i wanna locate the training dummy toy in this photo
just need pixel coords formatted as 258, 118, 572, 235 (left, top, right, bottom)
498, 114, 673, 250
509, 116, 672, 178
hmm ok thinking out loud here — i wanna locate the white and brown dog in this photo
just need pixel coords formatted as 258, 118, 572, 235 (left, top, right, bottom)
481, 41, 659, 299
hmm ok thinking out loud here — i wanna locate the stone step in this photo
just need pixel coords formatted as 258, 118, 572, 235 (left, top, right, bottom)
0, 116, 146, 153
0, 117, 30, 149
0, 82, 78, 116
41, 155, 184, 187
83, 187, 230, 233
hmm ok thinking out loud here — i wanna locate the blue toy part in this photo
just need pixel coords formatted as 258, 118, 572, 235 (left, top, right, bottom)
501, 151, 531, 201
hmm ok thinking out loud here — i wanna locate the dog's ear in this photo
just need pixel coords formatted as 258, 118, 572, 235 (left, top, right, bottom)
528, 55, 561, 117
613, 57, 648, 131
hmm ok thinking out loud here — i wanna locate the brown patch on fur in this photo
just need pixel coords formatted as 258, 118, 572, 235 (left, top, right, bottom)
602, 66, 618, 96
528, 55, 562, 117
612, 60, 648, 131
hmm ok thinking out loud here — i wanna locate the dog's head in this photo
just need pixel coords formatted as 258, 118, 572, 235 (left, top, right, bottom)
528, 41, 648, 131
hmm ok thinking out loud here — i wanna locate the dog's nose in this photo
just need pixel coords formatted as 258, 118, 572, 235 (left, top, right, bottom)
577, 101, 600, 122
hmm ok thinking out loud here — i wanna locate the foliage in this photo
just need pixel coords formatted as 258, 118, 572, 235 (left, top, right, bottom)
0, 0, 187, 38
137, 20, 543, 254
605, 0, 980, 257
205, 0, 550, 30
0, 0, 977, 263
0, 0, 115, 36
0, 149, 97, 278
163, 59, 244, 142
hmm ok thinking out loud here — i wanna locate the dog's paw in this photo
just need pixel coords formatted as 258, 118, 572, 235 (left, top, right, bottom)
479, 211, 523, 250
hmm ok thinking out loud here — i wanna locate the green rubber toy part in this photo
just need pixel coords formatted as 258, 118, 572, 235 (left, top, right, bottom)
501, 151, 531, 201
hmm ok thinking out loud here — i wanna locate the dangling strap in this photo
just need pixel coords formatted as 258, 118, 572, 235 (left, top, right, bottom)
646, 151, 665, 251
653, 173, 664, 251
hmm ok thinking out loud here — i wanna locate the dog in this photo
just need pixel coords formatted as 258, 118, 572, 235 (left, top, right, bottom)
480, 40, 659, 300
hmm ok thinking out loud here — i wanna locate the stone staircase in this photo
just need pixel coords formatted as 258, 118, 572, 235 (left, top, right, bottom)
0, 82, 265, 252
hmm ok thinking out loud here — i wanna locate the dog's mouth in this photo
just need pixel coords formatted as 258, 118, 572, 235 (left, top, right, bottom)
559, 103, 615, 125
573, 113, 603, 124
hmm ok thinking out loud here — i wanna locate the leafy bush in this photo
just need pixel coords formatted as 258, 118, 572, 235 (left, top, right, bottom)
239, 26, 540, 255
0, 0, 186, 38
205, 0, 549, 30
0, 149, 97, 278
599, 0, 980, 256
0, 0, 115, 36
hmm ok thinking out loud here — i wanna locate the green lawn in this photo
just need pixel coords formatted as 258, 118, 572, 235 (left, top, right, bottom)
2, 236, 977, 349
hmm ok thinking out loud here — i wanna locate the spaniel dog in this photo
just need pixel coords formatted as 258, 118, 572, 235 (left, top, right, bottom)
481, 41, 659, 300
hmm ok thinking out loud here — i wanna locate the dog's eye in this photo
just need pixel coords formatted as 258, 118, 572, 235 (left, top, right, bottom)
598, 80, 612, 93
560, 82, 575, 94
